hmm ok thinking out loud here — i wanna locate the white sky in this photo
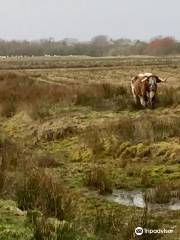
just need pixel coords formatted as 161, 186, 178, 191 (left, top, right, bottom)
0, 0, 179, 41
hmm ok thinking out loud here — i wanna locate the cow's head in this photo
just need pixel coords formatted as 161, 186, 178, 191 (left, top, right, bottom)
141, 75, 166, 107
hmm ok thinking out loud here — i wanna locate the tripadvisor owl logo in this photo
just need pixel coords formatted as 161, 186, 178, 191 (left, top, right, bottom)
135, 227, 143, 236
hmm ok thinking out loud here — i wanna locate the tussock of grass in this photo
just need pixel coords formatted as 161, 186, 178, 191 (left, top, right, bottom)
0, 72, 179, 121
0, 61, 180, 240
85, 167, 112, 194
75, 83, 131, 110
94, 206, 163, 240
16, 169, 75, 221
32, 217, 82, 240
0, 133, 19, 193
80, 115, 180, 161
114, 115, 180, 143
80, 127, 105, 156
146, 183, 180, 204
0, 75, 75, 119
37, 155, 60, 168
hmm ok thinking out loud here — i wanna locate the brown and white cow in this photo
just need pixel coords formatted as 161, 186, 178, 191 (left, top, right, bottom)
131, 73, 166, 107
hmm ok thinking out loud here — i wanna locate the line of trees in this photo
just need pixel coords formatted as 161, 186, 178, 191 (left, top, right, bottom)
0, 36, 180, 57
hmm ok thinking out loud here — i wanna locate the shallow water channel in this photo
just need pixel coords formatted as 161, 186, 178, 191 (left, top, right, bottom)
91, 189, 180, 211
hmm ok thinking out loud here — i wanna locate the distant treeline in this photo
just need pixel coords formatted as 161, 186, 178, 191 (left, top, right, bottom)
0, 36, 180, 57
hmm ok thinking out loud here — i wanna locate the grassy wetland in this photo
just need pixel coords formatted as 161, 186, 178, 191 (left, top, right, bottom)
0, 56, 180, 239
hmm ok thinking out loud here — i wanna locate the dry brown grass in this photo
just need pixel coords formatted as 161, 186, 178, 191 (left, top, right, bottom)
37, 155, 60, 168
113, 115, 180, 143
32, 217, 78, 240
85, 167, 112, 194
0, 73, 76, 118
0, 71, 179, 120
16, 169, 75, 221
0, 134, 19, 193
80, 127, 105, 156
94, 206, 163, 240
75, 83, 131, 110
146, 183, 180, 204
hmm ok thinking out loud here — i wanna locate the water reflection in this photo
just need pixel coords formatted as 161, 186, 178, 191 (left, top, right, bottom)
103, 189, 180, 211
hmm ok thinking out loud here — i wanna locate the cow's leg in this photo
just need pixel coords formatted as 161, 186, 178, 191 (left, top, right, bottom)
133, 95, 139, 104
149, 96, 156, 108
149, 91, 156, 108
140, 96, 146, 107
131, 84, 139, 105
145, 91, 149, 104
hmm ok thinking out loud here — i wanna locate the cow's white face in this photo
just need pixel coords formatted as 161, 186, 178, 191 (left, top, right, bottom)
147, 76, 158, 107
148, 76, 157, 92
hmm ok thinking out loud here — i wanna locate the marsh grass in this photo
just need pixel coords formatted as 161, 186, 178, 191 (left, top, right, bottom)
37, 155, 60, 168
75, 83, 131, 110
94, 208, 123, 237
102, 83, 128, 99
80, 127, 105, 156
32, 217, 52, 240
79, 114, 180, 164
32, 216, 89, 240
0, 100, 17, 118
0, 75, 75, 118
0, 72, 179, 120
158, 86, 180, 107
83, 114, 180, 159
75, 82, 180, 111
113, 115, 180, 143
0, 134, 19, 193
94, 206, 163, 240
85, 167, 112, 194
16, 169, 75, 221
146, 184, 173, 204
30, 102, 52, 120
139, 206, 164, 240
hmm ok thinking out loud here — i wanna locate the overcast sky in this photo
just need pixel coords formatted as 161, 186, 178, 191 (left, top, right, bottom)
0, 0, 179, 41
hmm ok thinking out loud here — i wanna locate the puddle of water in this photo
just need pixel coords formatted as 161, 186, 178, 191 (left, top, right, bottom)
103, 189, 180, 211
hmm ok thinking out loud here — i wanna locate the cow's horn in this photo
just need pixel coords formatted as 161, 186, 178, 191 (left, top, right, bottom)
159, 77, 167, 82
141, 77, 148, 82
